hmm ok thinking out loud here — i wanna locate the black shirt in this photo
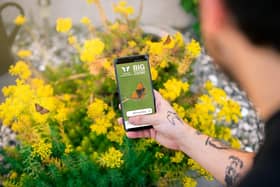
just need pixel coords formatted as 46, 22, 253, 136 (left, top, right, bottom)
237, 111, 280, 187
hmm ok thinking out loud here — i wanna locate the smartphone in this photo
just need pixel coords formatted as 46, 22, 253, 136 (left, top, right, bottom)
114, 55, 156, 131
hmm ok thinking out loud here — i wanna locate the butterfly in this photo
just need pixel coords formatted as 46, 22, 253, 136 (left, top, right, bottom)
163, 35, 172, 45
130, 82, 146, 100
35, 103, 49, 114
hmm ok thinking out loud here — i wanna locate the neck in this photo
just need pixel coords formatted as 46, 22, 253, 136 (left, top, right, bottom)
221, 31, 280, 121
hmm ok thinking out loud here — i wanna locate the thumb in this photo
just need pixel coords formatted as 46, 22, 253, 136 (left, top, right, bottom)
128, 113, 159, 126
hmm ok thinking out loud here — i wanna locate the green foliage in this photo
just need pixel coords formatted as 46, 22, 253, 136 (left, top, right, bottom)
180, 0, 201, 39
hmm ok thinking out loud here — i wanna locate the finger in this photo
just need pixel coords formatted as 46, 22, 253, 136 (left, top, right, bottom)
126, 130, 151, 139
128, 113, 158, 126
117, 117, 123, 125
153, 90, 164, 110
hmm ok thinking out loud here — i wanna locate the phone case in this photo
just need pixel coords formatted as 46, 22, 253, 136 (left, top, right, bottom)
114, 54, 156, 131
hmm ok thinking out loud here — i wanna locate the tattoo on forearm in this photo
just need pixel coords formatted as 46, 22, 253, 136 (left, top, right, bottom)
205, 137, 230, 150
166, 111, 183, 126
225, 155, 244, 187
196, 130, 202, 135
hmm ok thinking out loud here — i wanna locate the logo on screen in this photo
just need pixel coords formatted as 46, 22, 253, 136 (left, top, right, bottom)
122, 66, 130, 73
133, 64, 145, 74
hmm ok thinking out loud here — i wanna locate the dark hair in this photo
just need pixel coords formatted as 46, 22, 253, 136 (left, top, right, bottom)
224, 0, 280, 51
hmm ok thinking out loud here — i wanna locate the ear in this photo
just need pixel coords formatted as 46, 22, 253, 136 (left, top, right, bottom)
200, 0, 229, 36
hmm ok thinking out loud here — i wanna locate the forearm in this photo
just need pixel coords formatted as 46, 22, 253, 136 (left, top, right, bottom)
178, 124, 255, 186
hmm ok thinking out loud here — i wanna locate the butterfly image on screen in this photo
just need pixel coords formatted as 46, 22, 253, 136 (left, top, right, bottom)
121, 82, 146, 104
35, 103, 49, 114
130, 82, 146, 100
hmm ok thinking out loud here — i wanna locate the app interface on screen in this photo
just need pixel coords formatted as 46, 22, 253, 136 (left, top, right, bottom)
116, 60, 155, 129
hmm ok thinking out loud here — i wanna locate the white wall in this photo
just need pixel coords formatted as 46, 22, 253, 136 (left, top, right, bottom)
1, 0, 193, 29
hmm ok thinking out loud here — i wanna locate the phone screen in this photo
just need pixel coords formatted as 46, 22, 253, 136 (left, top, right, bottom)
115, 55, 155, 131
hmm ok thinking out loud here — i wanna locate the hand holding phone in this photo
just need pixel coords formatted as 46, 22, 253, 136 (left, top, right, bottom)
114, 55, 156, 131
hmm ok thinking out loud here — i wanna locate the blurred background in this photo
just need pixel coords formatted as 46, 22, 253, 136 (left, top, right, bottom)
1, 0, 194, 29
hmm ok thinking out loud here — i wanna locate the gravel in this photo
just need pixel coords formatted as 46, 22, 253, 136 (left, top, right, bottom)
191, 53, 264, 151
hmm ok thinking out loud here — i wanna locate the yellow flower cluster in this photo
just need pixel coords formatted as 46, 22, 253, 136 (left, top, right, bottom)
145, 32, 200, 76
98, 147, 124, 168
188, 81, 241, 146
31, 140, 52, 161
14, 15, 26, 25
173, 103, 187, 119
80, 38, 105, 63
17, 50, 32, 58
87, 98, 116, 135
107, 125, 125, 145
56, 18, 72, 33
155, 152, 164, 159
146, 33, 184, 56
182, 176, 198, 187
80, 16, 92, 25
186, 39, 201, 59
150, 67, 158, 80
9, 61, 31, 80
9, 171, 18, 180
113, 1, 135, 16
170, 151, 185, 163
0, 62, 69, 152
159, 78, 189, 101
68, 36, 77, 45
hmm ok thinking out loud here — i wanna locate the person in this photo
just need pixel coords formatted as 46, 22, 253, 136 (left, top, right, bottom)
118, 0, 280, 186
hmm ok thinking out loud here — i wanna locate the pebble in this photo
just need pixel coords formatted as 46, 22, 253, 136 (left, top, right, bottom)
193, 51, 264, 152
241, 108, 249, 117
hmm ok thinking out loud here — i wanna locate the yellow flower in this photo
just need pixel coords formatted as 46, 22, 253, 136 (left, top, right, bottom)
9, 61, 31, 80
204, 80, 214, 91
174, 32, 185, 47
159, 59, 168, 68
55, 107, 69, 123
128, 40, 136, 48
9, 171, 18, 180
146, 41, 164, 55
182, 176, 198, 187
98, 147, 124, 168
64, 144, 73, 154
80, 16, 92, 25
80, 38, 105, 63
107, 125, 125, 145
88, 98, 108, 119
155, 152, 164, 159
151, 67, 158, 80
109, 22, 120, 30
31, 140, 52, 161
230, 138, 241, 149
186, 39, 201, 59
173, 103, 186, 119
90, 117, 112, 135
17, 50, 32, 58
14, 15, 26, 25
209, 87, 227, 104
68, 36, 77, 45
159, 78, 189, 101
170, 151, 184, 163
113, 1, 135, 16
56, 18, 72, 33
